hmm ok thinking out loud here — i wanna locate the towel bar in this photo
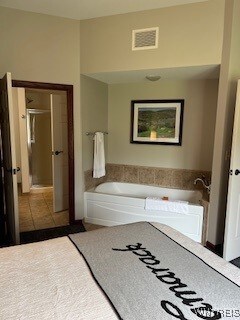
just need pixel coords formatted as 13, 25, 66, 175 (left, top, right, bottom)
86, 132, 108, 136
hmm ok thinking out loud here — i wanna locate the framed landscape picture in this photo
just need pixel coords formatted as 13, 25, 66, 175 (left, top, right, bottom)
130, 100, 184, 145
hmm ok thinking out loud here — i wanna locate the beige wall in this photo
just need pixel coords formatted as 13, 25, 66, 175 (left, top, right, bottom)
209, 0, 240, 245
80, 0, 224, 74
108, 80, 218, 171
0, 6, 83, 219
81, 75, 108, 171
0, 2, 231, 227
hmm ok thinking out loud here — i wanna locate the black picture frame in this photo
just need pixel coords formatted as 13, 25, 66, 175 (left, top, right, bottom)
130, 99, 184, 145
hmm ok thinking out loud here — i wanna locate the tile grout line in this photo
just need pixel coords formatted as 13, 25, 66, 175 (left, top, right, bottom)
19, 189, 69, 231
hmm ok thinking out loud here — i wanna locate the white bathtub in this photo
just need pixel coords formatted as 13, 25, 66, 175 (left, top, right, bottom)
84, 182, 204, 242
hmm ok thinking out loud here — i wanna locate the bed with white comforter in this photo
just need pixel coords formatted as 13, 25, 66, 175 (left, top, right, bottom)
0, 223, 239, 320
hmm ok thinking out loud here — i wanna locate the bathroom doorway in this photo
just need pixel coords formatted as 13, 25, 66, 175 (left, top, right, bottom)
27, 105, 52, 190
12, 80, 75, 232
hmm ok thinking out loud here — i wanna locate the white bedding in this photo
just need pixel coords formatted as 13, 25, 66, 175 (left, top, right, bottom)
0, 223, 239, 320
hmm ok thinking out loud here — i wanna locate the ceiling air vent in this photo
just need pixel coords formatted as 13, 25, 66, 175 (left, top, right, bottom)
132, 27, 159, 51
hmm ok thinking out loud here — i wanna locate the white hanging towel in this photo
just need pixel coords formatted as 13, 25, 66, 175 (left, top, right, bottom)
145, 197, 189, 214
93, 132, 106, 178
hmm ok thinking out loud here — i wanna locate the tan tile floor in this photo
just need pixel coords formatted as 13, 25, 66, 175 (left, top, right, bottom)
19, 190, 69, 232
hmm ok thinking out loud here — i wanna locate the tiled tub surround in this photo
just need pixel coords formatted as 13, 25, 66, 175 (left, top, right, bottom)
84, 164, 211, 194
84, 169, 108, 191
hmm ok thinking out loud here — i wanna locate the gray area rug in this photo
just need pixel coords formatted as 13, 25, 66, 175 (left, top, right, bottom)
20, 223, 85, 244
69, 222, 240, 320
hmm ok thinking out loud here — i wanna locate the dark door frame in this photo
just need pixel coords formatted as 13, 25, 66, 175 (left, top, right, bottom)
12, 80, 75, 224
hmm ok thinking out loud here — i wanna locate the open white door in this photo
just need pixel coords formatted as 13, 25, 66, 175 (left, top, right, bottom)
0, 73, 20, 244
12, 88, 30, 193
51, 93, 69, 213
223, 80, 240, 261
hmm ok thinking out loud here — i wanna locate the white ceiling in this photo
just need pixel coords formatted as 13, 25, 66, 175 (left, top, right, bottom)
84, 65, 220, 84
0, 0, 209, 20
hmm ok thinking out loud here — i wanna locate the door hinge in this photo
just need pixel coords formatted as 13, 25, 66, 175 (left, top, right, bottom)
12, 167, 20, 175
53, 150, 63, 155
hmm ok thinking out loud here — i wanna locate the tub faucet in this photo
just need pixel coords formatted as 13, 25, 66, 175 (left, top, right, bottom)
194, 175, 211, 194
